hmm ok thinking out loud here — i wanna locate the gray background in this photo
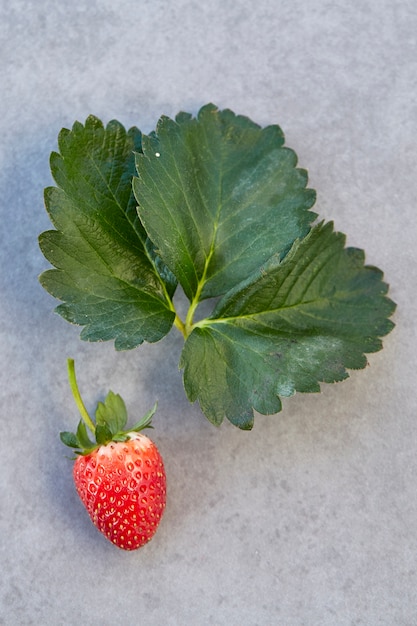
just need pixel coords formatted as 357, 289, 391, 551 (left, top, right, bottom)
1, 1, 416, 624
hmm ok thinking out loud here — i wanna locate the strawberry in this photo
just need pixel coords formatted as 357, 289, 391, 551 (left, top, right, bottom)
61, 359, 166, 551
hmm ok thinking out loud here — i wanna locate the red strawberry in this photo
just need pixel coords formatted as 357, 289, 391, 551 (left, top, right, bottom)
61, 359, 166, 551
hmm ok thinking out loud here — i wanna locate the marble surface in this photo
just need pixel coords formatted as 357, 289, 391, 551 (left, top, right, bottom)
1, 1, 416, 624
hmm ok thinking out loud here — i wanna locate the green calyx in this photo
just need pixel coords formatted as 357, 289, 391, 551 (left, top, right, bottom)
60, 358, 156, 456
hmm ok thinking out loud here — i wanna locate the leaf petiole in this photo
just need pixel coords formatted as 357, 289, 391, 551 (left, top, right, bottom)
184, 299, 199, 337
184, 270, 210, 337
173, 313, 186, 337
67, 358, 96, 435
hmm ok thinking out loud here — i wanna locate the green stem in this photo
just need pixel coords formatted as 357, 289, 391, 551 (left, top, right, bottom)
67, 358, 96, 435
184, 234, 218, 336
184, 267, 209, 336
173, 313, 186, 337
184, 297, 199, 337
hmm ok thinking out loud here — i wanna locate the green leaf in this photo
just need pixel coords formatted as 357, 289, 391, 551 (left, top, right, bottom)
59, 431, 79, 449
76, 419, 95, 450
39, 115, 176, 350
95, 391, 128, 434
129, 401, 157, 432
42, 106, 395, 429
95, 423, 113, 445
180, 222, 396, 428
133, 103, 316, 303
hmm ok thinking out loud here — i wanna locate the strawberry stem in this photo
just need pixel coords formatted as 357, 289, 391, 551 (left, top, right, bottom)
67, 358, 96, 435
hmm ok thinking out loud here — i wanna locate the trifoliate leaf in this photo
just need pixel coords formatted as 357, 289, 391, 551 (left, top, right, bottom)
40, 106, 396, 429
180, 222, 396, 428
133, 103, 317, 301
39, 115, 176, 350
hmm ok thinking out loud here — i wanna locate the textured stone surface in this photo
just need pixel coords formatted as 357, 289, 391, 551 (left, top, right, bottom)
0, 1, 415, 624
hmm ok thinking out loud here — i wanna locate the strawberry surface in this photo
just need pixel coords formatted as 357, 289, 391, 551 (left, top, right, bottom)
73, 433, 166, 551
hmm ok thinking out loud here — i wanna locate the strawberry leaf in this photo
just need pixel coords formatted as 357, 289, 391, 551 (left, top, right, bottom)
133, 103, 316, 302
41, 106, 396, 429
180, 222, 396, 428
39, 116, 176, 350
